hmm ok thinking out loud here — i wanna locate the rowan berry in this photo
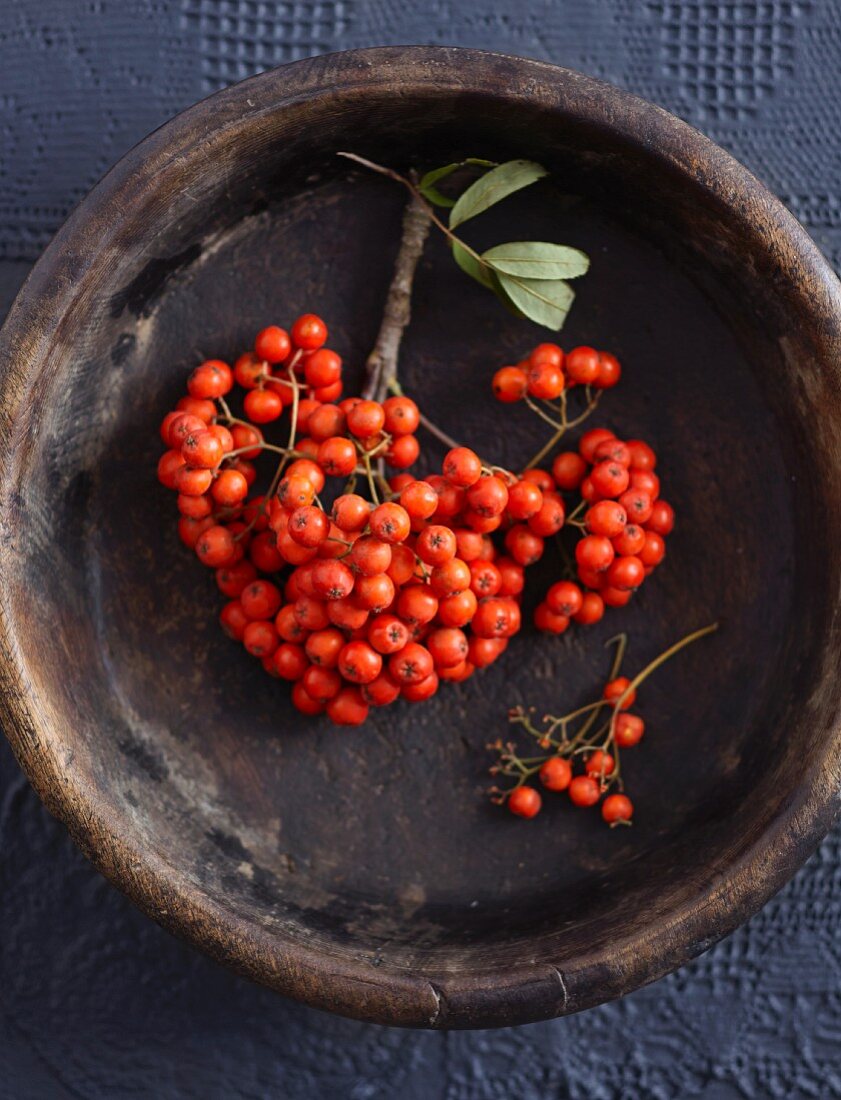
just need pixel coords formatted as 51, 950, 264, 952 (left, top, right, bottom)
527, 497, 565, 537
527, 362, 564, 399
585, 750, 615, 779
612, 523, 646, 556
551, 450, 588, 491
243, 620, 280, 658
212, 468, 249, 506
508, 786, 541, 818
195, 525, 235, 566
437, 588, 478, 628
604, 676, 636, 709
278, 474, 316, 509
573, 591, 605, 624
647, 500, 675, 536
607, 554, 645, 591
568, 775, 600, 807
442, 446, 483, 488
351, 536, 392, 576
220, 600, 249, 640
401, 671, 440, 702
382, 395, 420, 435
626, 439, 657, 471
291, 680, 326, 715
416, 525, 457, 566
575, 534, 614, 573
369, 502, 411, 544
430, 557, 471, 598
534, 603, 570, 634
291, 313, 327, 350
529, 342, 564, 368
546, 580, 583, 617
254, 326, 291, 364
317, 436, 357, 477
506, 479, 543, 520
427, 627, 469, 668
615, 713, 645, 748
388, 642, 434, 684
593, 351, 621, 389
386, 434, 420, 468
495, 557, 525, 597
492, 365, 528, 403
579, 427, 615, 463
565, 346, 599, 385
347, 400, 385, 438
539, 757, 572, 791
326, 685, 369, 725
397, 585, 439, 625
216, 560, 257, 599
362, 672, 402, 707
400, 480, 438, 520
602, 794, 634, 824
244, 388, 283, 424
504, 525, 545, 566
639, 530, 666, 567
327, 598, 369, 632
188, 359, 233, 399
466, 475, 509, 517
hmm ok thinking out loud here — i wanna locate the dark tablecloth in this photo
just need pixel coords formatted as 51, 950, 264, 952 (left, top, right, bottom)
1, 2, 840, 1097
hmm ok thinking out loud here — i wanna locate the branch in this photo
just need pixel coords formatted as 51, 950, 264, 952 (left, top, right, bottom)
362, 176, 431, 402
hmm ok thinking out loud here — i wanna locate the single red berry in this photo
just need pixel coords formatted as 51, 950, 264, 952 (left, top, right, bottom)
429, 557, 471, 599
241, 580, 283, 620
472, 597, 519, 639
369, 502, 411, 544
254, 325, 291, 363
590, 460, 630, 499
585, 750, 615, 779
615, 713, 645, 748
426, 627, 469, 669
506, 479, 544, 520
573, 591, 605, 625
619, 489, 653, 524
629, 468, 660, 501
385, 434, 420, 469
496, 556, 525, 597
339, 640, 383, 685
350, 536, 393, 577
188, 359, 233, 399
291, 313, 328, 350
331, 493, 370, 533
612, 523, 646, 556
539, 757, 572, 791
568, 775, 601, 807
367, 613, 410, 655
220, 599, 250, 641
529, 342, 564, 368
639, 530, 666, 567
465, 475, 509, 518
244, 388, 283, 424
234, 351, 266, 389
527, 361, 565, 400
552, 451, 588, 491
579, 427, 616, 464
534, 602, 570, 634
317, 436, 357, 477
593, 438, 631, 466
442, 446, 483, 488
647, 500, 675, 536
354, 572, 395, 613
416, 524, 457, 566
362, 672, 402, 707
216, 559, 258, 598
347, 400, 385, 439
469, 636, 508, 667
601, 585, 633, 608
602, 793, 634, 825
176, 395, 217, 423
288, 505, 329, 548
522, 468, 554, 493
437, 588, 478, 628
305, 628, 346, 669
301, 664, 343, 702
304, 348, 342, 388
382, 395, 420, 435
504, 524, 545, 566
492, 365, 528, 403
626, 439, 657, 471
212, 468, 249, 506
546, 580, 583, 617
575, 534, 615, 573
311, 559, 355, 600
327, 597, 369, 632
586, 500, 627, 538
606, 554, 645, 591
469, 560, 502, 598
401, 671, 440, 702
326, 685, 369, 726
291, 680, 326, 715
388, 642, 434, 685
307, 403, 347, 442
271, 642, 309, 681
243, 619, 280, 658
508, 786, 542, 818
396, 585, 439, 625
565, 346, 600, 385
400, 480, 439, 520
278, 474, 316, 509
527, 497, 565, 537
593, 351, 621, 389
195, 525, 236, 567
158, 449, 186, 489
174, 464, 213, 497
604, 676, 636, 709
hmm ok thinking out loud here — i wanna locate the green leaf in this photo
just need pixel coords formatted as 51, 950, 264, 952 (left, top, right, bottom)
449, 160, 548, 229
482, 241, 590, 280
418, 158, 496, 208
452, 241, 495, 289
497, 273, 575, 331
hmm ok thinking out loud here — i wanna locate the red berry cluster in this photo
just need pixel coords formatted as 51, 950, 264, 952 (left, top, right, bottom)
491, 342, 674, 634
157, 317, 676, 728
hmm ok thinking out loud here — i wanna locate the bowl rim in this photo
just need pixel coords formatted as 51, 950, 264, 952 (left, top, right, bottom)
1, 44, 841, 1029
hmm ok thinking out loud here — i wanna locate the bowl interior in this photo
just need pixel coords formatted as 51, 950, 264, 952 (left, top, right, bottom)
4, 54, 841, 1026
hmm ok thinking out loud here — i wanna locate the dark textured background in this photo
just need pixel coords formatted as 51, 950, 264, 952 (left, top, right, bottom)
1, 2, 841, 1097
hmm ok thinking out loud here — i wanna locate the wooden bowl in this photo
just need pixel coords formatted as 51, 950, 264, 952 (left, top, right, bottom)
1, 47, 840, 1029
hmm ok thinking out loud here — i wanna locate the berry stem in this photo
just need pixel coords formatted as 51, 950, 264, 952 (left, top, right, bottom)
360, 171, 432, 403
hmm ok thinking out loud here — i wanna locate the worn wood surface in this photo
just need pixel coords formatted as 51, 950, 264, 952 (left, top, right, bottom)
0, 47, 840, 1029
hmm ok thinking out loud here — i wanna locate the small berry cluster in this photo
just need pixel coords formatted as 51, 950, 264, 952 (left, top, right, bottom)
492, 342, 674, 633
490, 625, 716, 825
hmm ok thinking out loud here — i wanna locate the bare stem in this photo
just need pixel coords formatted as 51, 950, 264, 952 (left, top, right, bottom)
360, 174, 432, 403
